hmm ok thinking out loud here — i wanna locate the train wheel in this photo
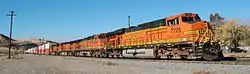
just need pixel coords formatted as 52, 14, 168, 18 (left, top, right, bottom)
195, 58, 204, 61
153, 49, 161, 59
116, 55, 120, 58
106, 54, 109, 58
202, 49, 223, 61
180, 55, 188, 60
73, 52, 76, 56
167, 55, 173, 59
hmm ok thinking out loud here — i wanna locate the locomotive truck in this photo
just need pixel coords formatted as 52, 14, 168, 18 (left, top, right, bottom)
41, 13, 224, 60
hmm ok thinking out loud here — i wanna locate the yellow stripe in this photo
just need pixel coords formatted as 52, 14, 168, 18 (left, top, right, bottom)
123, 26, 166, 35
183, 30, 198, 34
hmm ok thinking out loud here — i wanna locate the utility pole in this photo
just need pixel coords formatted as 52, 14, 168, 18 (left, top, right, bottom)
128, 16, 131, 28
7, 11, 16, 59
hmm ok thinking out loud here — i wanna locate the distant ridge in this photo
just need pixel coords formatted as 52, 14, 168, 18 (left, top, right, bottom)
27, 37, 58, 44
0, 33, 15, 41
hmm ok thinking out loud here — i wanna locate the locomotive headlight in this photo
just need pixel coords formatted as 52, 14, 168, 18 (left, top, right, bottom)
182, 38, 187, 41
206, 38, 209, 40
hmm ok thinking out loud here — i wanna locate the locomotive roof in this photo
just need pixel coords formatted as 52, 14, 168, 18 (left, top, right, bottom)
59, 13, 198, 45
106, 28, 126, 37
60, 38, 85, 44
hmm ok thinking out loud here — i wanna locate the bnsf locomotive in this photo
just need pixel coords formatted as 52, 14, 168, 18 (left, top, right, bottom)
42, 13, 223, 60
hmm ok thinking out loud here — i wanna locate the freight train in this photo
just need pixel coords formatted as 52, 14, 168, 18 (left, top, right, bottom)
31, 13, 224, 60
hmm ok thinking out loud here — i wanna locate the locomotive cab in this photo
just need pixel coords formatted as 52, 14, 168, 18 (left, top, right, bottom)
165, 13, 223, 60
177, 13, 213, 43
165, 13, 213, 43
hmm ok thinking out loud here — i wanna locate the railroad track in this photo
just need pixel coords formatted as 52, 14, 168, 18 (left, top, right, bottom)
53, 55, 250, 65
142, 59, 250, 65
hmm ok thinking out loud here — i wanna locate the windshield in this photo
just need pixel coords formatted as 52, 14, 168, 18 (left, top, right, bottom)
98, 35, 106, 39
182, 17, 201, 24
195, 17, 201, 22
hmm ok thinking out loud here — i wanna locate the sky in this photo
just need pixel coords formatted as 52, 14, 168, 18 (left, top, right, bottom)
0, 0, 250, 42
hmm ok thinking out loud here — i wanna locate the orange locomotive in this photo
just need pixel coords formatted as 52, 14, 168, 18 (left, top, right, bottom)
49, 13, 223, 60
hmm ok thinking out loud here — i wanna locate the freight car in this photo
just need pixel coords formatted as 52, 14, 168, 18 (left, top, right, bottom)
44, 13, 223, 60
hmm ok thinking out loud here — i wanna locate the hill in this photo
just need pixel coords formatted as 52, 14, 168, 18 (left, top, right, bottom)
0, 33, 15, 42
0, 33, 16, 47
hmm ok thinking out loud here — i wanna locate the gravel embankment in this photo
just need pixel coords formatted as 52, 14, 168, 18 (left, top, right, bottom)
0, 54, 249, 74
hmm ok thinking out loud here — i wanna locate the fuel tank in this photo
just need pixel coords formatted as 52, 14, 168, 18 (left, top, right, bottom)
122, 48, 155, 58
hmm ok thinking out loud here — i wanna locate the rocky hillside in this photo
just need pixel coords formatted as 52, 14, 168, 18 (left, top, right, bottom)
0, 33, 15, 47
0, 33, 15, 42
25, 37, 58, 45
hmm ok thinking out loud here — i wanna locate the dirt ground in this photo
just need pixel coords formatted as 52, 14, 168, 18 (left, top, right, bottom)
224, 52, 250, 57
0, 54, 249, 74
0, 47, 21, 57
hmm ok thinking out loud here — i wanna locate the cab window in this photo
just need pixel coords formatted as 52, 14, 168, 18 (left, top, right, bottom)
182, 17, 201, 24
98, 35, 106, 39
195, 17, 201, 22
167, 18, 179, 26
182, 17, 194, 24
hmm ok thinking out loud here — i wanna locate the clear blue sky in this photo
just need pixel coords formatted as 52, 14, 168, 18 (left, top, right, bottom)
0, 0, 250, 42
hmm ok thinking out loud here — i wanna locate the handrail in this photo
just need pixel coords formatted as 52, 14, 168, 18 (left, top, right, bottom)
194, 30, 200, 43
199, 28, 209, 44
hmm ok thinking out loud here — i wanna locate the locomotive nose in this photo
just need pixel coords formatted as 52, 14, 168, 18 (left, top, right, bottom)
193, 20, 210, 29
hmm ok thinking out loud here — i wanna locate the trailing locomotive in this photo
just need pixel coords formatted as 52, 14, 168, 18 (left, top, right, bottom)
46, 13, 224, 60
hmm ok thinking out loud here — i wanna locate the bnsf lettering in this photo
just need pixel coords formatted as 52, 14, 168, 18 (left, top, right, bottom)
171, 27, 181, 33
